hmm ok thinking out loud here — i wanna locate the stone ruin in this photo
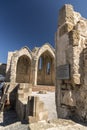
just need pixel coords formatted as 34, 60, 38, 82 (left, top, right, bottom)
0, 82, 48, 124
6, 43, 55, 86
55, 4, 87, 122
16, 83, 48, 123
0, 43, 55, 124
3, 3, 87, 126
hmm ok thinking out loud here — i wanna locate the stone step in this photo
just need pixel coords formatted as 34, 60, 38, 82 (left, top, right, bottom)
4, 122, 28, 130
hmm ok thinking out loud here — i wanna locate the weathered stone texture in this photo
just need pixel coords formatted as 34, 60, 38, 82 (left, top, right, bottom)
6, 43, 55, 86
28, 96, 48, 123
58, 4, 74, 26
69, 30, 80, 46
15, 83, 48, 122
61, 90, 76, 107
59, 23, 73, 37
56, 4, 87, 122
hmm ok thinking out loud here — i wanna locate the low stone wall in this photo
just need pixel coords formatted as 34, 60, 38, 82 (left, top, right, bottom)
16, 83, 32, 121
27, 96, 48, 123
16, 83, 48, 122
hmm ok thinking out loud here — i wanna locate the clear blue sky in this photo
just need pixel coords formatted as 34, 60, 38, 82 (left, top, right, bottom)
0, 0, 87, 63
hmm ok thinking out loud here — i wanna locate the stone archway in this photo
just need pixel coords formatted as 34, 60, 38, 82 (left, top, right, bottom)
16, 55, 31, 83
37, 50, 55, 85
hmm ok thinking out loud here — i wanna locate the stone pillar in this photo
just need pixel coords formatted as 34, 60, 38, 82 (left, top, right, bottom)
55, 4, 76, 119
32, 58, 38, 86
56, 4, 87, 122
58, 4, 74, 37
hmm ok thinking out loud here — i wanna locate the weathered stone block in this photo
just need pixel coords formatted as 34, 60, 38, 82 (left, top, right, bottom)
24, 92, 30, 98
27, 96, 48, 123
24, 87, 32, 94
28, 116, 38, 123
69, 30, 80, 46
36, 101, 44, 113
38, 110, 48, 121
59, 23, 73, 37
58, 4, 74, 26
18, 93, 24, 99
73, 74, 81, 84
18, 89, 24, 93
61, 90, 76, 107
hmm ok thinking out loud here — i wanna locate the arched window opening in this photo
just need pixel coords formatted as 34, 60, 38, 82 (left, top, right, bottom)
38, 57, 43, 70
37, 50, 54, 85
17, 57, 29, 74
46, 62, 51, 75
16, 55, 31, 83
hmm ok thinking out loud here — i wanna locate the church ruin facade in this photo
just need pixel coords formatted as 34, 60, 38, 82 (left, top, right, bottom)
56, 4, 87, 122
0, 43, 55, 123
6, 43, 55, 86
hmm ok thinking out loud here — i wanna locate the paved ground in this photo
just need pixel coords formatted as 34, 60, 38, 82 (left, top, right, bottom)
29, 119, 87, 130
32, 92, 57, 120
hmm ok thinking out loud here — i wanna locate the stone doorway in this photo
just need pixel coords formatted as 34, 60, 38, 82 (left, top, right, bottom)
37, 51, 54, 85
16, 55, 31, 83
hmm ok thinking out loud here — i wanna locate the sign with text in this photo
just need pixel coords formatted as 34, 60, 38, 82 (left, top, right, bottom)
57, 64, 70, 79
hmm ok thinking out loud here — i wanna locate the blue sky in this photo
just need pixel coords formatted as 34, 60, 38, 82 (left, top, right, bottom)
0, 0, 87, 63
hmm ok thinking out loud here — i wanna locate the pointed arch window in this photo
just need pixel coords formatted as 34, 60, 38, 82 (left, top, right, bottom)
46, 62, 51, 75
38, 57, 43, 70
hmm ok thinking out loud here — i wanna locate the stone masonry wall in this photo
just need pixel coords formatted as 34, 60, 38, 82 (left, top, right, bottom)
6, 44, 55, 86
56, 4, 87, 122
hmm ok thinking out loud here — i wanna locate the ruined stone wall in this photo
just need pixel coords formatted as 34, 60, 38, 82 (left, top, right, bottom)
37, 53, 54, 85
15, 83, 48, 122
6, 47, 32, 83
56, 4, 87, 122
6, 44, 55, 86
36, 44, 55, 86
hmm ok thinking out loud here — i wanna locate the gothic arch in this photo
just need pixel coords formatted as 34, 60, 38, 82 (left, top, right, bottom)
36, 43, 55, 60
16, 55, 31, 83
10, 46, 32, 83
35, 43, 55, 85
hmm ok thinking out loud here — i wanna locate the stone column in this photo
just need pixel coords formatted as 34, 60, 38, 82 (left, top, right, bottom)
32, 58, 38, 86
55, 4, 75, 119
